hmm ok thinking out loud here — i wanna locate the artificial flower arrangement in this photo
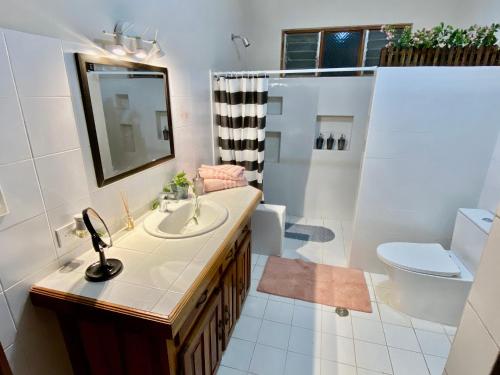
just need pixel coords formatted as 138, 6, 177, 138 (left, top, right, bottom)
379, 23, 500, 66
382, 23, 500, 49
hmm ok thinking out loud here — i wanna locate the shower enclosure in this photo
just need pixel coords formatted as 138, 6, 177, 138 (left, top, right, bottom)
210, 67, 376, 222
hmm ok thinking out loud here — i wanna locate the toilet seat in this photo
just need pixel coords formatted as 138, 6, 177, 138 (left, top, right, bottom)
377, 242, 461, 277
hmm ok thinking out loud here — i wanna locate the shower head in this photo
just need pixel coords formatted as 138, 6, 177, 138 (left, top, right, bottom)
231, 33, 251, 48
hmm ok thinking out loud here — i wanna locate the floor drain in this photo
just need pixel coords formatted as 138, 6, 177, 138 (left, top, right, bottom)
335, 307, 349, 317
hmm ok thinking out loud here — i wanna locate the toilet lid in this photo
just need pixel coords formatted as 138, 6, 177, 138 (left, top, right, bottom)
377, 243, 461, 277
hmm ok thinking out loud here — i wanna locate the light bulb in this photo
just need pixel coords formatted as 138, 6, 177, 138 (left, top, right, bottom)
106, 44, 126, 56
134, 49, 147, 59
111, 45, 126, 56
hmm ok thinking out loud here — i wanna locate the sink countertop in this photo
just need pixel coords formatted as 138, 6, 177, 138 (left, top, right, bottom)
32, 186, 261, 319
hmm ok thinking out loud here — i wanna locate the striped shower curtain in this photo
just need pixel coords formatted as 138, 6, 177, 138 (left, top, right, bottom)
213, 75, 269, 190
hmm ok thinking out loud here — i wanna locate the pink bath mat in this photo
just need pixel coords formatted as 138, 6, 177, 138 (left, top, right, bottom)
257, 256, 372, 313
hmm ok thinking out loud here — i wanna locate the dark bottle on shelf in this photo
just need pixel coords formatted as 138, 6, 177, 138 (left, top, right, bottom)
338, 134, 347, 150
162, 127, 169, 140
326, 133, 335, 150
315, 133, 324, 149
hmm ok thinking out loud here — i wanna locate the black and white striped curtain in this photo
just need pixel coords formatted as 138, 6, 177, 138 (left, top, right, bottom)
214, 75, 269, 190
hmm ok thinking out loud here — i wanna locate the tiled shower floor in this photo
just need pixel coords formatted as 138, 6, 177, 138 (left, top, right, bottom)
217, 217, 455, 375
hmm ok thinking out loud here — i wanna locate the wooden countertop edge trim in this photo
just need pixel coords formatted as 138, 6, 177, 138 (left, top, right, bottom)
30, 189, 262, 331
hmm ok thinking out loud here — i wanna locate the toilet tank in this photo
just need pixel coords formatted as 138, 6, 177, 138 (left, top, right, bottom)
450, 208, 494, 276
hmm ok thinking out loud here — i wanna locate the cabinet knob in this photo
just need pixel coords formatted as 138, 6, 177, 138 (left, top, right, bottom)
224, 306, 230, 324
225, 248, 234, 260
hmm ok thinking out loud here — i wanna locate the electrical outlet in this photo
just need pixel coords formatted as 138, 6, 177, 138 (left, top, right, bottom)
55, 222, 85, 249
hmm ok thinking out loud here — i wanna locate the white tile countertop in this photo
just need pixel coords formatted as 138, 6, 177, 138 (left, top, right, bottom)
33, 186, 261, 319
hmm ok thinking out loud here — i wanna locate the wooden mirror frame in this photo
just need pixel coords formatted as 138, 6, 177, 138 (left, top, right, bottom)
75, 53, 175, 187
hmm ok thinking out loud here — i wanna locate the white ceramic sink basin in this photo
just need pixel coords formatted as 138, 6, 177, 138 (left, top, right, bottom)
144, 199, 228, 239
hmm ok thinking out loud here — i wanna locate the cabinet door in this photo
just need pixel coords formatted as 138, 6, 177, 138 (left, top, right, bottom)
221, 257, 237, 349
236, 232, 251, 316
181, 290, 223, 375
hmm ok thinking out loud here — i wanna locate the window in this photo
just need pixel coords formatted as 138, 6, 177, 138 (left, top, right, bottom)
281, 24, 409, 75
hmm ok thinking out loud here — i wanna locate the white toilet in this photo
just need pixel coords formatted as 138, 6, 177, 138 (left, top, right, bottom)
377, 208, 493, 326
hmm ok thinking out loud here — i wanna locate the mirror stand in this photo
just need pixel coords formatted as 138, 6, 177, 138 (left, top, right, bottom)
82, 208, 123, 282
85, 251, 123, 282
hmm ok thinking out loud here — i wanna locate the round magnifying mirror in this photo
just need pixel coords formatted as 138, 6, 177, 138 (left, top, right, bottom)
82, 208, 123, 282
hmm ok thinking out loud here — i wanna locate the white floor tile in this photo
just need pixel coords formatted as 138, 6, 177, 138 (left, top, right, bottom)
264, 300, 294, 324
251, 254, 259, 266
284, 238, 305, 251
242, 296, 268, 319
292, 305, 322, 331
377, 303, 411, 327
352, 318, 386, 345
350, 302, 381, 321
411, 318, 445, 334
367, 284, 376, 301
257, 319, 291, 349
216, 366, 247, 375
221, 338, 255, 371
233, 315, 262, 342
320, 359, 357, 375
424, 355, 447, 375
269, 294, 295, 304
252, 265, 265, 280
256, 255, 269, 266
321, 310, 353, 338
249, 279, 269, 300
354, 340, 393, 374
383, 323, 421, 352
249, 343, 286, 375
389, 347, 429, 375
370, 273, 391, 288
320, 332, 356, 365
285, 351, 321, 375
373, 286, 392, 304
442, 325, 457, 336
357, 369, 386, 375
288, 326, 321, 358
415, 330, 451, 358
295, 299, 322, 309
364, 272, 373, 286
282, 248, 301, 259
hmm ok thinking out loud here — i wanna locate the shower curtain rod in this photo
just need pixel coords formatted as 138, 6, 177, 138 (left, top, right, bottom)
212, 66, 378, 76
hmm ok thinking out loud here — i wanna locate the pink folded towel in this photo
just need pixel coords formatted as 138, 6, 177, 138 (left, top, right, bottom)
204, 178, 248, 192
199, 164, 245, 181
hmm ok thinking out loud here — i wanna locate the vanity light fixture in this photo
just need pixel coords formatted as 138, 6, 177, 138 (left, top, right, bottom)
102, 21, 164, 60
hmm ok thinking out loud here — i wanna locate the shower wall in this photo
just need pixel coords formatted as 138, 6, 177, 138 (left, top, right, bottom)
263, 76, 374, 220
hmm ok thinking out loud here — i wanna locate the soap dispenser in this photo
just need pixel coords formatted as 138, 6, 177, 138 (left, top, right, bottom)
193, 171, 205, 196
327, 133, 335, 150
315, 133, 324, 149
338, 134, 347, 150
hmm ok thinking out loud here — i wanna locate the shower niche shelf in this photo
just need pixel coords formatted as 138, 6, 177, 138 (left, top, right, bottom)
268, 96, 283, 115
314, 115, 353, 151
265, 131, 281, 163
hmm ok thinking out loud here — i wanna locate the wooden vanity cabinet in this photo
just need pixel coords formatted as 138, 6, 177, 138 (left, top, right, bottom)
180, 289, 223, 375
236, 232, 251, 316
30, 219, 255, 375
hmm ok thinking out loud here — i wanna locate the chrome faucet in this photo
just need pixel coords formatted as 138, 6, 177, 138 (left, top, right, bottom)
191, 192, 201, 225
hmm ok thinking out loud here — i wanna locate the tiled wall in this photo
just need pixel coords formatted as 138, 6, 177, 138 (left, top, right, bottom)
349, 67, 500, 273
263, 76, 374, 221
445, 211, 500, 374
0, 26, 214, 373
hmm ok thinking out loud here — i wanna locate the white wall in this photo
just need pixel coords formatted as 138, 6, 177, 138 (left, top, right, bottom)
239, 0, 475, 70
349, 67, 500, 273
0, 1, 246, 372
264, 76, 374, 220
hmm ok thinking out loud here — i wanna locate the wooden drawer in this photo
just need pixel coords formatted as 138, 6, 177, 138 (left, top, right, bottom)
178, 272, 220, 344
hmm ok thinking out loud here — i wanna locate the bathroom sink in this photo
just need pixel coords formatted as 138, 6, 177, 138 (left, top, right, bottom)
144, 199, 228, 239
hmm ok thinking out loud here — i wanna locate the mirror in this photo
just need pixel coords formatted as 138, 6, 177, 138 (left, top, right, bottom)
76, 54, 175, 187
82, 207, 122, 282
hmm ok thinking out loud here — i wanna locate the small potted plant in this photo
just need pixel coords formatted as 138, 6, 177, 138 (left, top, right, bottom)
171, 171, 192, 200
